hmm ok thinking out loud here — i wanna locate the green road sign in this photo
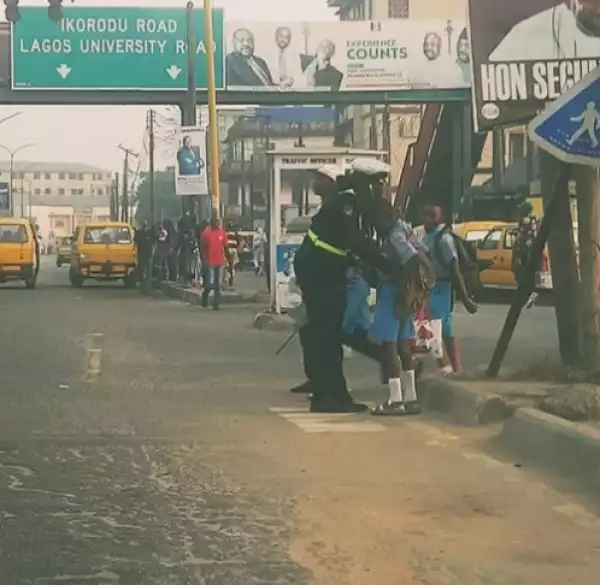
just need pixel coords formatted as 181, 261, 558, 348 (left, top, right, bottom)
11, 6, 224, 91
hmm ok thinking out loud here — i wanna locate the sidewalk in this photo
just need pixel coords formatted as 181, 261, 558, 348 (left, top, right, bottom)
159, 270, 270, 306
420, 369, 600, 492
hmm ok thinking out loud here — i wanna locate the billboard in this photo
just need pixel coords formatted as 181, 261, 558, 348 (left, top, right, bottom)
468, 0, 600, 131
225, 19, 471, 92
175, 126, 208, 196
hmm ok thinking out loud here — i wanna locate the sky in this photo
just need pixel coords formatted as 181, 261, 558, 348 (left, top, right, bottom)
0, 0, 337, 173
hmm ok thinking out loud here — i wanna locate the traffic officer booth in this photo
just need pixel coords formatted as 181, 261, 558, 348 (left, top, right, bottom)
266, 147, 385, 314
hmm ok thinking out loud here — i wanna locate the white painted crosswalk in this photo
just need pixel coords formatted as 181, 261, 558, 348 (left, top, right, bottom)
270, 406, 386, 434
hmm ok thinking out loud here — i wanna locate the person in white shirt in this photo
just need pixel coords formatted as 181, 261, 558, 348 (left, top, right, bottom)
252, 227, 266, 275
490, 0, 600, 61
274, 26, 305, 89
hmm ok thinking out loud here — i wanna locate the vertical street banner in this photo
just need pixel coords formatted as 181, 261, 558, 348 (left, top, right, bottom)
175, 126, 208, 196
468, 0, 600, 131
225, 19, 471, 92
0, 182, 9, 215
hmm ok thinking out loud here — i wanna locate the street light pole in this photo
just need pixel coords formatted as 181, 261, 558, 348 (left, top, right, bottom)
0, 142, 35, 217
203, 0, 221, 216
0, 111, 23, 127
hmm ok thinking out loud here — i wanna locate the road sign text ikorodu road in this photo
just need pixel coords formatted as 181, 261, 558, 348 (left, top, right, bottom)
11, 7, 225, 91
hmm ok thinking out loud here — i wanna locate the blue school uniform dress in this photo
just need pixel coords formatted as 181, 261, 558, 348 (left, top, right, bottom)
371, 220, 421, 343
422, 225, 458, 338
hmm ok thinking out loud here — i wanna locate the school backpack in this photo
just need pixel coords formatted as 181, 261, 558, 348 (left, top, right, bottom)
433, 225, 481, 299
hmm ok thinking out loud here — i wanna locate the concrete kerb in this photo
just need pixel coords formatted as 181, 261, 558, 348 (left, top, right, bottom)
420, 374, 514, 427
497, 408, 600, 490
160, 281, 268, 306
252, 311, 296, 332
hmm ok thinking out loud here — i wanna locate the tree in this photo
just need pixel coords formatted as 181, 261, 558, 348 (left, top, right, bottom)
135, 170, 180, 225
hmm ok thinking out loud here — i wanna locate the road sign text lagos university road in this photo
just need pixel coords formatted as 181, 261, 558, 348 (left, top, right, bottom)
528, 68, 600, 167
11, 6, 225, 91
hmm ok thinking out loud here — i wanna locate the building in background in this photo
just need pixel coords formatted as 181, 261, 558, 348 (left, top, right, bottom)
0, 161, 113, 249
25, 193, 112, 251
0, 161, 113, 201
220, 106, 337, 226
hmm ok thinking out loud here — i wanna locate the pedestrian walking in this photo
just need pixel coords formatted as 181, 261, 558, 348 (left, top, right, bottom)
200, 215, 229, 310
165, 219, 178, 282
154, 221, 170, 281
252, 227, 266, 275
134, 220, 154, 285
422, 205, 478, 373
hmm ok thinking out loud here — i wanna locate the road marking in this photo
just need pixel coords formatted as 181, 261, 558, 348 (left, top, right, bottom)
84, 333, 103, 381
270, 407, 386, 434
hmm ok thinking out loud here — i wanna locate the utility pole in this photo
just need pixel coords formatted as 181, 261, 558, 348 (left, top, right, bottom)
540, 151, 582, 366
180, 1, 198, 218
203, 0, 221, 216
575, 166, 600, 368
117, 145, 138, 224
113, 172, 119, 221
369, 105, 378, 150
148, 109, 156, 225
382, 104, 391, 164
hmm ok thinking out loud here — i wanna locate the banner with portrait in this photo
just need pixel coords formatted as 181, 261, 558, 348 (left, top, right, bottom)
467, 0, 600, 131
175, 126, 208, 196
225, 19, 471, 92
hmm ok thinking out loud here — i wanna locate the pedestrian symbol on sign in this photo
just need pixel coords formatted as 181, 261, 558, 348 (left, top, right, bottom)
568, 102, 600, 148
528, 67, 600, 167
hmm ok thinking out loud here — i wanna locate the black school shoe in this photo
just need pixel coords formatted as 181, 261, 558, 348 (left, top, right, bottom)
309, 397, 368, 413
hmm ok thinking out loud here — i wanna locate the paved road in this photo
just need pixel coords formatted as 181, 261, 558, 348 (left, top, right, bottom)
0, 259, 596, 585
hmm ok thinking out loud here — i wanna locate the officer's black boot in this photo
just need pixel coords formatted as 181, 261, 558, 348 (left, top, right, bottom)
290, 380, 313, 394
310, 397, 368, 413
341, 330, 382, 363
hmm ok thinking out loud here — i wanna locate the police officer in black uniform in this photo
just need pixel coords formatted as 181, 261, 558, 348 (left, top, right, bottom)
294, 161, 390, 413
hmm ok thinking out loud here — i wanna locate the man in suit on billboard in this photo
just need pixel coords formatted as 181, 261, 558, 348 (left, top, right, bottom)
226, 28, 275, 87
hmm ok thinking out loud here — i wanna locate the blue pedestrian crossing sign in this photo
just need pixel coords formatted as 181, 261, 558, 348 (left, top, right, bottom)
528, 67, 600, 166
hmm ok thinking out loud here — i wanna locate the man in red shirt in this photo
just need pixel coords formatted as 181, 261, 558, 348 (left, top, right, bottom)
200, 215, 229, 309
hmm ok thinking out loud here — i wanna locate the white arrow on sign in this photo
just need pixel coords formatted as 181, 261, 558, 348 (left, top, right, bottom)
166, 65, 182, 80
56, 64, 71, 79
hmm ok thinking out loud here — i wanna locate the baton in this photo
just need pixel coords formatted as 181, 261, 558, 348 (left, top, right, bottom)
275, 328, 299, 356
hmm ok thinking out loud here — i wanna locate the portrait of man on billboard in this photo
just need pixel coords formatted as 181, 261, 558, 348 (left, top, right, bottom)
273, 26, 305, 89
490, 0, 600, 60
177, 135, 204, 177
423, 32, 442, 61
301, 39, 344, 91
226, 28, 275, 87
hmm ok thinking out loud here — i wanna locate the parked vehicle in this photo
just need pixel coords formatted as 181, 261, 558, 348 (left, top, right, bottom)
0, 217, 39, 289
476, 223, 552, 292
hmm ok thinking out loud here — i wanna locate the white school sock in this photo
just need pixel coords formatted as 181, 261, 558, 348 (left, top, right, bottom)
401, 370, 417, 403
430, 319, 444, 359
388, 377, 403, 403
